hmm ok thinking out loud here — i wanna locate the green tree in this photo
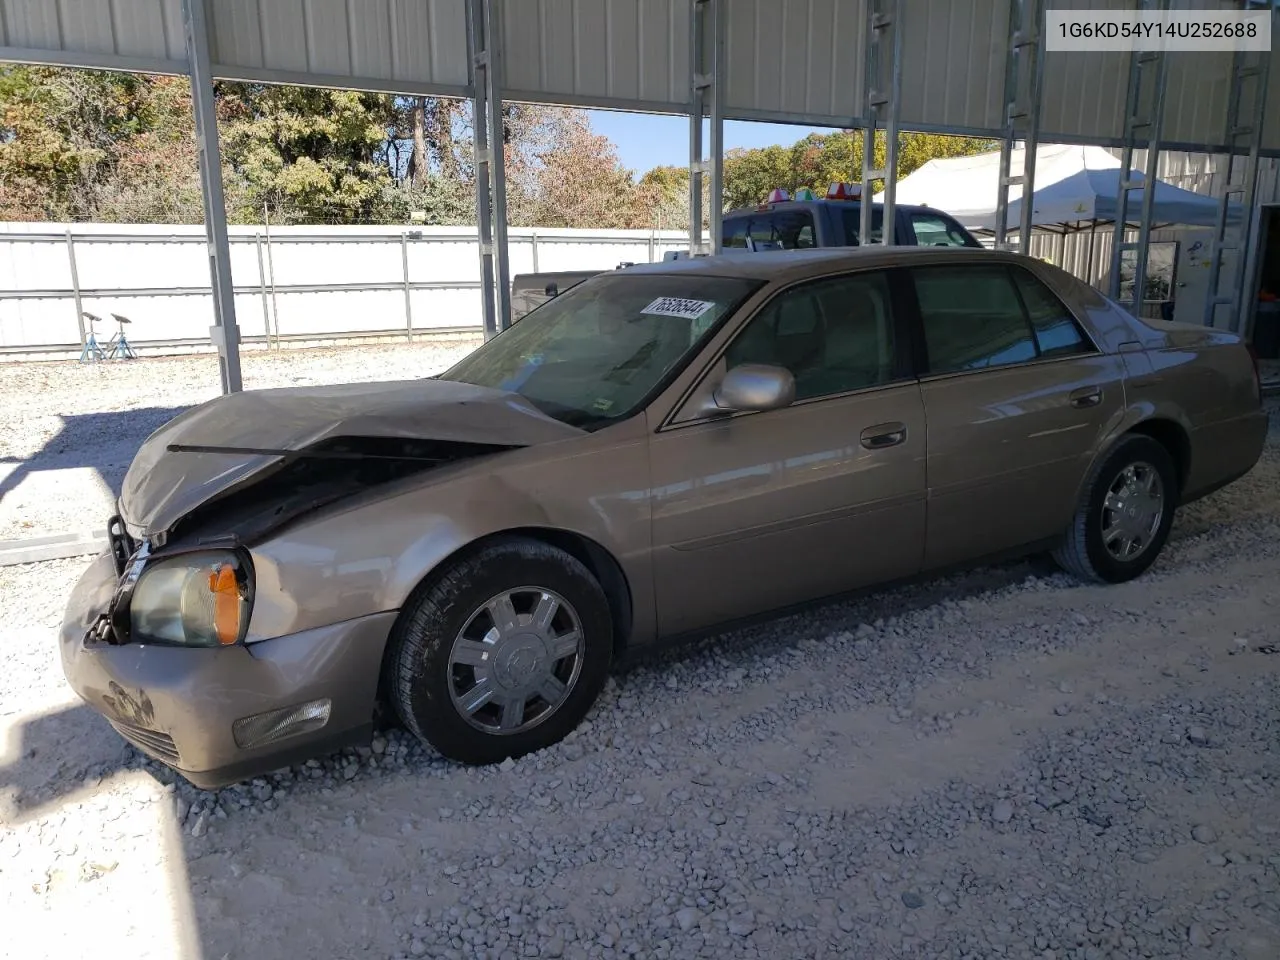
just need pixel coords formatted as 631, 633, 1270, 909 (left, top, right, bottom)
718, 129, 996, 210
634, 165, 690, 231
526, 113, 645, 229
215, 83, 401, 224
0, 65, 195, 221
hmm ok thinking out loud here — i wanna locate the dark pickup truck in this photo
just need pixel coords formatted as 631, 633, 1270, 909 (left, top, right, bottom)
508, 194, 981, 322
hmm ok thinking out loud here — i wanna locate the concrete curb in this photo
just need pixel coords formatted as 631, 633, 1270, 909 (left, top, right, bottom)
0, 530, 106, 567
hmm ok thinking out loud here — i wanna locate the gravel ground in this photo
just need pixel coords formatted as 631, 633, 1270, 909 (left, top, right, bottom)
0, 338, 482, 540
0, 345, 1278, 960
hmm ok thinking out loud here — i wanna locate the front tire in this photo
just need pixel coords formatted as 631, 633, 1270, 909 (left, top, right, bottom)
1052, 434, 1178, 584
387, 537, 613, 764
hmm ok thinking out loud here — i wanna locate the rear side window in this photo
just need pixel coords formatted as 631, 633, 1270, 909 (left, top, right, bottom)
909, 213, 977, 248
748, 211, 816, 250
914, 265, 1038, 373
1011, 268, 1093, 358
841, 207, 884, 245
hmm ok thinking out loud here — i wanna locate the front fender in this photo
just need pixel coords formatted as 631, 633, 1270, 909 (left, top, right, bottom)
245, 427, 653, 643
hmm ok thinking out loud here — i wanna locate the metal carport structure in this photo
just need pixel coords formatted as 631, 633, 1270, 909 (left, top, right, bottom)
2, 0, 1277, 393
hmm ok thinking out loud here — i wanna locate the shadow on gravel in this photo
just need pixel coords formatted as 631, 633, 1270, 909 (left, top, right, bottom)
0, 701, 136, 823
0, 406, 189, 529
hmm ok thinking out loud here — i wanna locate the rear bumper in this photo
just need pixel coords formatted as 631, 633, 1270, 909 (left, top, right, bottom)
1183, 407, 1269, 503
60, 552, 394, 789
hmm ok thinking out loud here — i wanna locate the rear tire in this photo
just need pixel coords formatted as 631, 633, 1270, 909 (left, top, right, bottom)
1052, 434, 1178, 584
387, 537, 613, 764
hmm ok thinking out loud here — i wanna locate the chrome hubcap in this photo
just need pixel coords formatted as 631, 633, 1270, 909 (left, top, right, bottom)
1101, 461, 1164, 561
448, 587, 584, 735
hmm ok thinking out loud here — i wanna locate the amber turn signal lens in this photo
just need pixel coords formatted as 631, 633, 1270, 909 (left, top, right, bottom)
208, 564, 241, 645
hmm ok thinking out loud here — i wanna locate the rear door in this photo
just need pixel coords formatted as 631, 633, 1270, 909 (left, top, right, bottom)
910, 262, 1128, 569
647, 268, 927, 635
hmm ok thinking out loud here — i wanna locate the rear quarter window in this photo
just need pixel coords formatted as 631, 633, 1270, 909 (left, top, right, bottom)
1011, 267, 1095, 358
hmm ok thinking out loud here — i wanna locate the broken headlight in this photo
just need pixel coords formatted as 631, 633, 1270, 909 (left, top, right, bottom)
129, 550, 253, 647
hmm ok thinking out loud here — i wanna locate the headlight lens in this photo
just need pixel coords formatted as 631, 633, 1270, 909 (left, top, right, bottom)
129, 550, 252, 647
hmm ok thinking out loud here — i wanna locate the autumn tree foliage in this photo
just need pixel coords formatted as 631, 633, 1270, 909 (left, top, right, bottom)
1, 65, 994, 229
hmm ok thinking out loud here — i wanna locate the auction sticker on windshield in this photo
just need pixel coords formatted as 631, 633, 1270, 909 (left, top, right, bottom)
641, 297, 716, 320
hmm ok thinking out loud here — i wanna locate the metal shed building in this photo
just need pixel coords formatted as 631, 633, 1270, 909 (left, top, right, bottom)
1, 0, 1277, 392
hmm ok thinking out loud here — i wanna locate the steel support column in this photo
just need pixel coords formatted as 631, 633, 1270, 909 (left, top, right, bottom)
64, 229, 86, 348
181, 0, 242, 393
860, 0, 903, 245
1108, 1, 1169, 313
687, 0, 721, 255
707, 0, 724, 255
469, 0, 511, 337
1202, 29, 1272, 332
993, 0, 1045, 253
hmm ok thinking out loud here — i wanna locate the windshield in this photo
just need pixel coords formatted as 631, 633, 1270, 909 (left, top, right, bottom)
439, 273, 764, 429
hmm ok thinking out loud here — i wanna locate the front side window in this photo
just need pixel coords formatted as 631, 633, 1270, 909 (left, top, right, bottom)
441, 274, 762, 428
725, 271, 897, 401
910, 213, 978, 248
748, 211, 816, 250
914, 265, 1038, 373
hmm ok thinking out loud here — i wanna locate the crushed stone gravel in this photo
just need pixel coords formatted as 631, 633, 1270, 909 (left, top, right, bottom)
1, 345, 1277, 960
0, 338, 481, 540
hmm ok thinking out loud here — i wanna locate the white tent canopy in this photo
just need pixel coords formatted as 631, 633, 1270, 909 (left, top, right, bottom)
875, 144, 1244, 233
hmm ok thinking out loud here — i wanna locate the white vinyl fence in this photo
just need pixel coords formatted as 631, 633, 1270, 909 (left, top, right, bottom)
0, 223, 692, 357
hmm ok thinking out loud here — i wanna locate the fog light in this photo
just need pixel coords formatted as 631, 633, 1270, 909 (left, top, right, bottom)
232, 698, 331, 750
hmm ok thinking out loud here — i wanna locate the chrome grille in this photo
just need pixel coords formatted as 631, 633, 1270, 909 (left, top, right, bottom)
108, 720, 181, 765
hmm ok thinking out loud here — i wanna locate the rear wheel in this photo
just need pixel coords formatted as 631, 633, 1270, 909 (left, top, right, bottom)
1052, 434, 1178, 584
387, 537, 613, 764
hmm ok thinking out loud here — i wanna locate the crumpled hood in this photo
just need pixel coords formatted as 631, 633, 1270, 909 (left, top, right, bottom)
119, 378, 584, 538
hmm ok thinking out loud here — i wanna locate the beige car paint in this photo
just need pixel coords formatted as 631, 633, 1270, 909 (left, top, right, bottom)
919, 352, 1130, 569
59, 246, 1269, 787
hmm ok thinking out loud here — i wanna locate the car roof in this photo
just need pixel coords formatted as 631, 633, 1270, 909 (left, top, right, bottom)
615, 246, 1024, 284
724, 199, 949, 218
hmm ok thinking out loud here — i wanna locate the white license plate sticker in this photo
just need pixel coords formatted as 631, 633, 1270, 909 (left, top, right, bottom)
640, 297, 716, 320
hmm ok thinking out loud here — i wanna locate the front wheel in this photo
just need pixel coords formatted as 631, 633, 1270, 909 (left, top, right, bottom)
387, 537, 614, 764
1052, 434, 1178, 584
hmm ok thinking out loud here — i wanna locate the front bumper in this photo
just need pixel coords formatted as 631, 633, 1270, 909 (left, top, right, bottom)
60, 551, 396, 789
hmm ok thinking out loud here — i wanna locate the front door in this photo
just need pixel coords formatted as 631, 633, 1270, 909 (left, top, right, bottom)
909, 262, 1129, 569
647, 269, 928, 636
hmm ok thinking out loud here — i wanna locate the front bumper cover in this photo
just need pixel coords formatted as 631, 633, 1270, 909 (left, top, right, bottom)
60, 551, 395, 790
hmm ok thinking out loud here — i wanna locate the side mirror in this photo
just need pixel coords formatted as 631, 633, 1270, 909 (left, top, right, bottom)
705, 363, 796, 415
544, 282, 559, 297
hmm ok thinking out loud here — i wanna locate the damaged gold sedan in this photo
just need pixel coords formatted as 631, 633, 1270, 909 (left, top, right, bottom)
61, 248, 1267, 787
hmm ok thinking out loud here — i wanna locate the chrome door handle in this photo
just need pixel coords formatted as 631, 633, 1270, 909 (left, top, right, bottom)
860, 422, 907, 450
1069, 386, 1102, 409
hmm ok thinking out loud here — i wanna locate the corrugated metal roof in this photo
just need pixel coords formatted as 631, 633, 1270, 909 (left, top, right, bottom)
0, 0, 1275, 154
500, 0, 690, 110
898, 0, 1005, 132
0, 0, 185, 70
206, 0, 470, 94
721, 0, 863, 123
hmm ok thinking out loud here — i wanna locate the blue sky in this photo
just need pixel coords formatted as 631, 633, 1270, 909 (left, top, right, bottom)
585, 110, 832, 176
